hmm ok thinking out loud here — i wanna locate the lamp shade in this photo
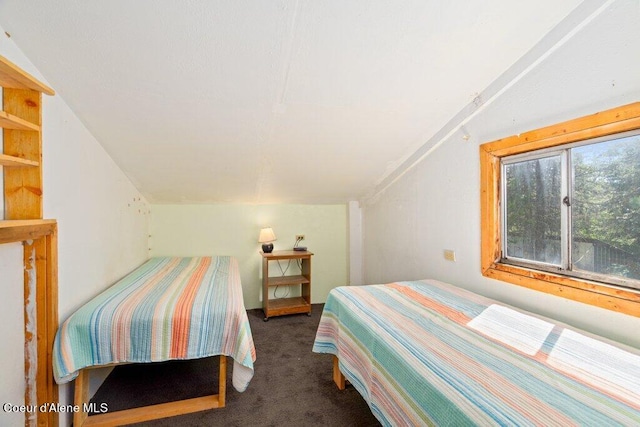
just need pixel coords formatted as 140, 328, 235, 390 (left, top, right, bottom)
258, 227, 277, 243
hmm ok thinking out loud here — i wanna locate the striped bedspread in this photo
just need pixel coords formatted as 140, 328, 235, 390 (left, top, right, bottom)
54, 257, 256, 392
313, 280, 640, 426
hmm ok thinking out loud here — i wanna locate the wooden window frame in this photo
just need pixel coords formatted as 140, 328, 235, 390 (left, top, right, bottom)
480, 102, 640, 317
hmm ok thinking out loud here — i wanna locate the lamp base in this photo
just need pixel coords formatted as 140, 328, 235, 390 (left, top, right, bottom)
261, 243, 274, 253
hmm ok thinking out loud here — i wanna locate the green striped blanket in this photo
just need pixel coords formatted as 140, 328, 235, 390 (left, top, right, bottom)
53, 257, 256, 392
313, 280, 640, 426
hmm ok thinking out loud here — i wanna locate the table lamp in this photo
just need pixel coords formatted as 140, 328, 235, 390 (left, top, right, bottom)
259, 227, 276, 253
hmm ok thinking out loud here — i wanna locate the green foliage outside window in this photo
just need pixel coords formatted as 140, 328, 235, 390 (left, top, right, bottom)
504, 133, 640, 284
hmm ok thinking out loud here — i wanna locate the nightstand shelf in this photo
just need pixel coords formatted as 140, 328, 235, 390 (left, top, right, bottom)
261, 250, 313, 321
266, 275, 310, 287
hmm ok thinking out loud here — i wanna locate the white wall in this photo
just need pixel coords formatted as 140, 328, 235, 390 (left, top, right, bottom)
0, 29, 150, 426
362, 0, 640, 348
150, 204, 348, 310
348, 201, 363, 285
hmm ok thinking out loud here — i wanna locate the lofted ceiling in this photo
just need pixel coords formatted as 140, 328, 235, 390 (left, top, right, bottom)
0, 1, 582, 204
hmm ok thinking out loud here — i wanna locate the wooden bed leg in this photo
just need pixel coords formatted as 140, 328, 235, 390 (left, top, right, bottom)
218, 355, 227, 408
73, 369, 89, 426
333, 356, 346, 390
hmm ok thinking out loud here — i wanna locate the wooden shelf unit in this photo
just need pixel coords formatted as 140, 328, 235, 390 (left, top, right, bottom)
0, 54, 58, 427
1, 55, 51, 219
261, 250, 313, 321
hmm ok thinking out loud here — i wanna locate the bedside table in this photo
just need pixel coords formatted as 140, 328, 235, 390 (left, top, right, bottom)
261, 250, 313, 321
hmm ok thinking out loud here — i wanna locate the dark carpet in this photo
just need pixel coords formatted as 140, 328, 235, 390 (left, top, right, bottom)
89, 304, 381, 426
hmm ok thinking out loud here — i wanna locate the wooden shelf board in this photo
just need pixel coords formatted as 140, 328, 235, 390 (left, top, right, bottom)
266, 297, 311, 317
0, 154, 39, 167
0, 219, 57, 244
267, 275, 310, 287
0, 55, 55, 95
261, 250, 314, 260
0, 110, 40, 131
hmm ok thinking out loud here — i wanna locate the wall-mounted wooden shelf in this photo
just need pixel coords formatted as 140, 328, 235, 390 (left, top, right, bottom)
1, 54, 57, 427
0, 154, 39, 167
0, 110, 40, 131
0, 55, 55, 95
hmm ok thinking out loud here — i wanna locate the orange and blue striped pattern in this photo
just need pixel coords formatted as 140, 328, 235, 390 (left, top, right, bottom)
313, 280, 640, 426
53, 257, 256, 392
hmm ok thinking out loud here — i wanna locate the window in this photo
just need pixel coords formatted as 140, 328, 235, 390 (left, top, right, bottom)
480, 103, 640, 317
502, 132, 640, 290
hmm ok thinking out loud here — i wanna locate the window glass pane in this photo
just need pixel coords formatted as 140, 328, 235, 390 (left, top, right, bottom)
572, 134, 640, 281
505, 155, 562, 265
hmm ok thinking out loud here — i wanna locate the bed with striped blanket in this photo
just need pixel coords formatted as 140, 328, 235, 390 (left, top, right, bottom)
313, 280, 640, 426
53, 256, 256, 425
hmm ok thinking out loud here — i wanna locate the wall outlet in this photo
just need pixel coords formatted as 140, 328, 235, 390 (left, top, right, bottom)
296, 234, 305, 241
444, 249, 456, 262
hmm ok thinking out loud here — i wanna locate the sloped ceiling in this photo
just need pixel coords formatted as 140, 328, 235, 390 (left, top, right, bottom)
0, 1, 582, 204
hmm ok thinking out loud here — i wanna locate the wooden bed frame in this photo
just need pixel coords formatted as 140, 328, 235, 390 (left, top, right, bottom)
73, 355, 227, 426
